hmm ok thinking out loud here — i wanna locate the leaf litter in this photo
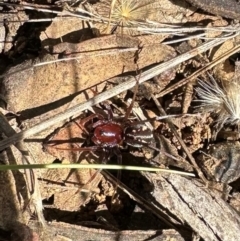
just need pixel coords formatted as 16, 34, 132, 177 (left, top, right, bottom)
1, 0, 240, 240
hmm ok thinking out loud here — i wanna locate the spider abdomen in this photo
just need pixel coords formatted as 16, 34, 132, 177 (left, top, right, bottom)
124, 124, 154, 148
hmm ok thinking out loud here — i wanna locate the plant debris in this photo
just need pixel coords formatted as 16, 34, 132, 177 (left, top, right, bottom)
1, 0, 240, 240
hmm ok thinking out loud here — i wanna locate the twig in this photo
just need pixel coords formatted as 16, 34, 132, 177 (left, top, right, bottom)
138, 20, 240, 34
0, 113, 35, 192
0, 47, 138, 79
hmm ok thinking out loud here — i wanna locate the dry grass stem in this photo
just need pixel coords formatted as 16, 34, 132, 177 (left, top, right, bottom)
98, 0, 156, 33
137, 20, 240, 34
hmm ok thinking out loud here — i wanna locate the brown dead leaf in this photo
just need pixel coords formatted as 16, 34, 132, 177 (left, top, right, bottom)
141, 172, 240, 241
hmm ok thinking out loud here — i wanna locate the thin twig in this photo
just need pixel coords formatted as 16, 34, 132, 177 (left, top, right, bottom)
0, 47, 138, 79
138, 21, 240, 34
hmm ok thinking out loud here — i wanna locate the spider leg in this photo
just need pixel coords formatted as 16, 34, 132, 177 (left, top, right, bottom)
124, 73, 140, 120
103, 103, 114, 121
125, 138, 179, 162
79, 113, 105, 125
45, 115, 104, 148
77, 148, 111, 193
73, 119, 89, 135
78, 113, 106, 132
113, 147, 122, 166
101, 148, 111, 164
66, 149, 106, 195
105, 147, 122, 203
50, 146, 100, 152
90, 87, 113, 120
146, 143, 179, 161
112, 147, 122, 182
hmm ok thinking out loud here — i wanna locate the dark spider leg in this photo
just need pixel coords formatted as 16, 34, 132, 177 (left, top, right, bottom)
146, 143, 179, 161
76, 113, 107, 135
60, 146, 109, 194
128, 114, 198, 126
79, 113, 105, 125
63, 150, 105, 198
80, 147, 122, 195
57, 145, 101, 185
73, 119, 89, 135
108, 147, 122, 201
124, 74, 140, 120
103, 103, 114, 121
77, 148, 111, 192
113, 147, 122, 181
49, 146, 100, 152
48, 145, 105, 186
90, 87, 113, 121
125, 139, 179, 162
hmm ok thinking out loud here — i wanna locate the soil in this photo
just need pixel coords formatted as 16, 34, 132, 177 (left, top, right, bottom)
0, 0, 240, 241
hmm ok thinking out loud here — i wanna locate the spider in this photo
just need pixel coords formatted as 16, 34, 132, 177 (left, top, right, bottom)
75, 103, 155, 165
45, 82, 178, 169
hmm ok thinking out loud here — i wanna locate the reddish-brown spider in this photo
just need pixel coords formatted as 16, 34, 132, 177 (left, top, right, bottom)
45, 104, 180, 171
45, 81, 178, 166
77, 103, 155, 164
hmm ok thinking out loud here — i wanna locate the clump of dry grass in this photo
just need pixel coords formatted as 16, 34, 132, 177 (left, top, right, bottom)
110, 0, 154, 24
195, 75, 240, 132
97, 0, 156, 34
